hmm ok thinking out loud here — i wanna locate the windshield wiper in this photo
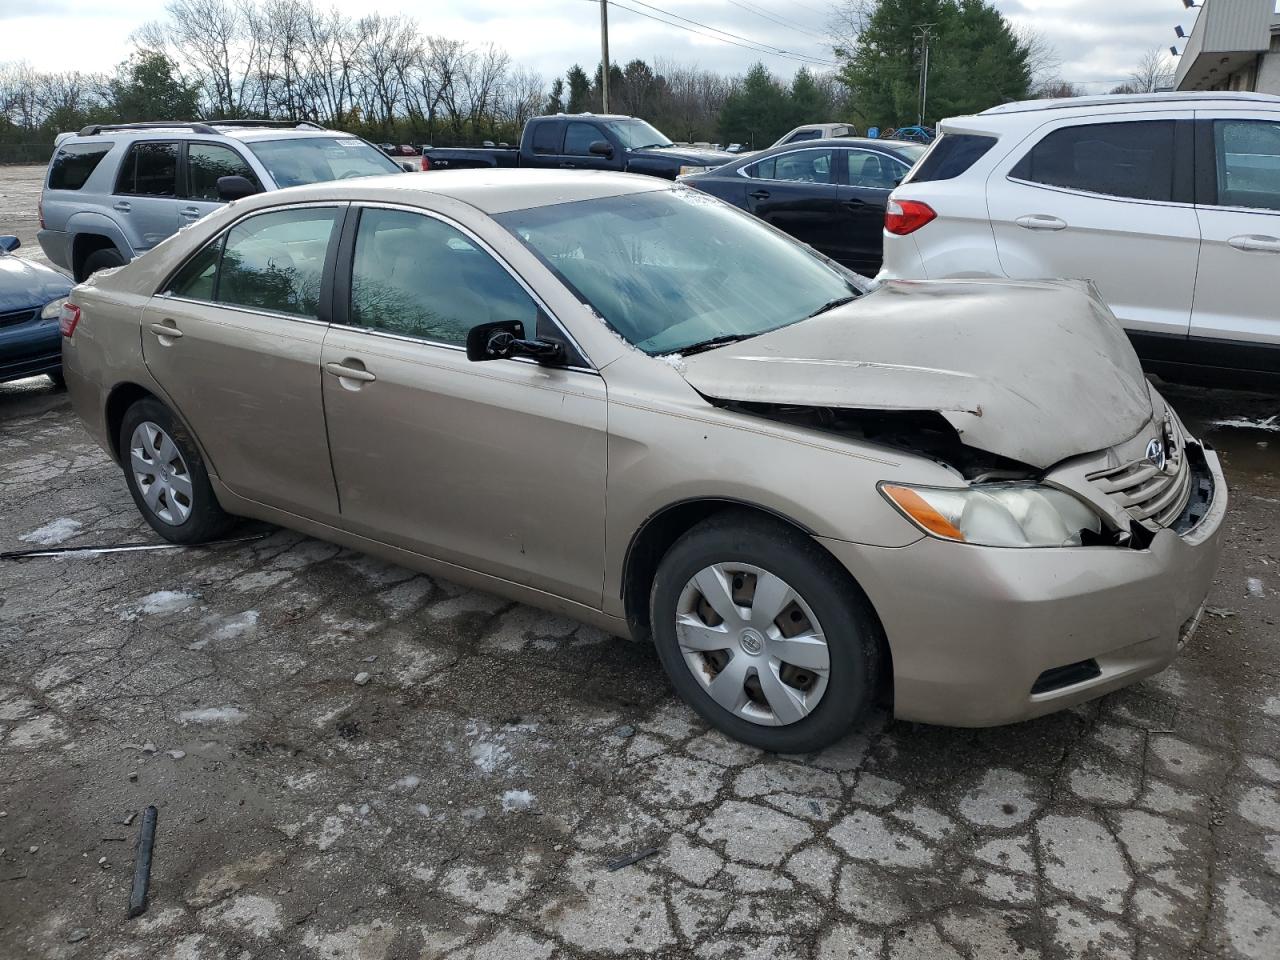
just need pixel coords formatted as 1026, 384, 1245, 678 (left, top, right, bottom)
805, 294, 858, 319
678, 333, 757, 356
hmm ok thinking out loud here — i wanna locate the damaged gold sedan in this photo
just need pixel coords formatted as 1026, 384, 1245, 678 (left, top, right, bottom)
59, 170, 1226, 751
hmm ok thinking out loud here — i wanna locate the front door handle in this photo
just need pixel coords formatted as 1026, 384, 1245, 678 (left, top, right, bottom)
1228, 234, 1280, 253
325, 360, 376, 389
842, 198, 866, 208
1015, 214, 1067, 231
749, 189, 770, 200
180, 206, 202, 219
147, 321, 183, 342
113, 200, 132, 213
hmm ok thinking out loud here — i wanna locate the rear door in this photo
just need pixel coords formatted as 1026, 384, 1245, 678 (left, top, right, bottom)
180, 141, 263, 228
1190, 111, 1280, 353
743, 147, 847, 259
112, 140, 181, 254
142, 203, 343, 519
524, 119, 565, 169
986, 113, 1199, 337
838, 148, 910, 274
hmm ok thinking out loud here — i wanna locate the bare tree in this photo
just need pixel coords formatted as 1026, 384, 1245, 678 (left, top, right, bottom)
1128, 47, 1176, 93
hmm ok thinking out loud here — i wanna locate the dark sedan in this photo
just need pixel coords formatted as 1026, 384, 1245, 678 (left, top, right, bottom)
0, 236, 75, 387
681, 138, 926, 275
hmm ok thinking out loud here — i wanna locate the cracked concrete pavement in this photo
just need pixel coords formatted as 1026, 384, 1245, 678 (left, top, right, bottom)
0, 183, 1278, 956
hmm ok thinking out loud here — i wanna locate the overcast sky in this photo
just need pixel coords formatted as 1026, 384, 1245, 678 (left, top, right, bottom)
4, 0, 1192, 91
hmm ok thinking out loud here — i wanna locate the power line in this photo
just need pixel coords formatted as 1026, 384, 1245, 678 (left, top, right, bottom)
605, 0, 836, 66
721, 0, 829, 42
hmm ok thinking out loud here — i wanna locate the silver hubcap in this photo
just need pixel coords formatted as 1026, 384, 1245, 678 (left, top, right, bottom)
130, 421, 193, 526
675, 562, 830, 727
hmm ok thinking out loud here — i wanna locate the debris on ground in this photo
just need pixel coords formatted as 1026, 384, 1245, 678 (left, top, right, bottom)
127, 806, 158, 919
606, 847, 660, 871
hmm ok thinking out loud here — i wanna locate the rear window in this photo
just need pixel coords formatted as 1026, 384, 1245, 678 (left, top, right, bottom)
908, 133, 997, 183
48, 142, 113, 191
115, 141, 179, 197
1010, 121, 1175, 202
531, 121, 563, 154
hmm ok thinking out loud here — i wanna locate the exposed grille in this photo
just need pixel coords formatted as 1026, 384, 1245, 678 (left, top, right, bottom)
0, 309, 38, 329
1089, 414, 1192, 529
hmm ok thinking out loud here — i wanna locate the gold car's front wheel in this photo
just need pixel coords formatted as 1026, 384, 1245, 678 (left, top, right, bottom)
650, 512, 883, 753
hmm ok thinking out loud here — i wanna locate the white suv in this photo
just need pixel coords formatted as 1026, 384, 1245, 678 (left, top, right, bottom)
879, 92, 1280, 381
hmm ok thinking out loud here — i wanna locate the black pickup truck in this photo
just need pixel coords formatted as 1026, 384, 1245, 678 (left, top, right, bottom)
420, 114, 736, 180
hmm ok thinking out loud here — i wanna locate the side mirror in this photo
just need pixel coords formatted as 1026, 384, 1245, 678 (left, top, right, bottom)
399, 161, 416, 172
588, 140, 614, 158
466, 320, 564, 365
0, 235, 20, 253
216, 175, 260, 201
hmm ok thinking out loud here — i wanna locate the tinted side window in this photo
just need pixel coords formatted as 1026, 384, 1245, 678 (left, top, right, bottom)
746, 157, 776, 179
115, 142, 179, 196
1010, 121, 1175, 202
350, 208, 537, 346
531, 121, 564, 154
847, 151, 901, 189
48, 142, 113, 190
1213, 119, 1280, 211
789, 130, 821, 143
188, 143, 258, 201
218, 207, 338, 317
909, 133, 997, 183
771, 148, 834, 184
167, 237, 224, 300
564, 122, 602, 156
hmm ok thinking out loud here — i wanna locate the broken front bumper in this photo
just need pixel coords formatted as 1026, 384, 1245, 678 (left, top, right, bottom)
820, 447, 1228, 727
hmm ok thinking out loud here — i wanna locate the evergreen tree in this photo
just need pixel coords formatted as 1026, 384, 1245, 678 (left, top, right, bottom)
546, 78, 565, 114
717, 63, 791, 147
566, 65, 592, 113
108, 50, 201, 122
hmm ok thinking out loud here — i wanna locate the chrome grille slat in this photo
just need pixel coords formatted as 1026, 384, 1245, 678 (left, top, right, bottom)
1087, 413, 1192, 530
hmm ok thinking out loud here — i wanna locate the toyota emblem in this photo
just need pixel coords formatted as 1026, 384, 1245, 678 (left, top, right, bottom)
1145, 437, 1167, 471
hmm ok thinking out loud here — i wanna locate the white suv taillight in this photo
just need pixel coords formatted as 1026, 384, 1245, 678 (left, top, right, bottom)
59, 302, 81, 338
885, 199, 937, 236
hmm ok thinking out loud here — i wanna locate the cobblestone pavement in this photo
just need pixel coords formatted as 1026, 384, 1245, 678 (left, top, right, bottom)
1, 368, 1278, 957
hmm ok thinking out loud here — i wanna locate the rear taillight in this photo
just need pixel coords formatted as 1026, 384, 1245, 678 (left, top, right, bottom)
59, 303, 81, 338
420, 155, 430, 171
38, 197, 45, 230
885, 199, 936, 236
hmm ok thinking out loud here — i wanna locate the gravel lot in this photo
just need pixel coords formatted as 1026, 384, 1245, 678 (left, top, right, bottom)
0, 165, 55, 270
1, 162, 1278, 960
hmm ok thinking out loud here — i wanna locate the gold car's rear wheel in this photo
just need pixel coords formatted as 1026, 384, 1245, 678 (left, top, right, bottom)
650, 511, 882, 753
119, 397, 235, 545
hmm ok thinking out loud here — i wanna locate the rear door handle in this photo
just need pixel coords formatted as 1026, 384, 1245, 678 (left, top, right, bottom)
842, 198, 866, 208
147, 321, 183, 342
1228, 234, 1280, 253
325, 360, 376, 387
1015, 214, 1067, 231
113, 200, 132, 213
749, 190, 770, 200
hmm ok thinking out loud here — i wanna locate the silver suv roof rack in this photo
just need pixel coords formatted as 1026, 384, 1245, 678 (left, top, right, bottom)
76, 119, 328, 136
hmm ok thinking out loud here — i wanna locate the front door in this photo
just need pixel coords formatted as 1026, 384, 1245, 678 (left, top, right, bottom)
320, 205, 608, 606
1190, 112, 1280, 355
179, 141, 263, 230
986, 115, 1200, 337
744, 147, 846, 258
141, 204, 343, 518
112, 140, 181, 255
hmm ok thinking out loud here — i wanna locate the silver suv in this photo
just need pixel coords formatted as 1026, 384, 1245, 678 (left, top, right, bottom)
38, 120, 406, 281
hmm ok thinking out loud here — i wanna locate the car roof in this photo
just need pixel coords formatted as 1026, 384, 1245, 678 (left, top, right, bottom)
756, 137, 919, 156
980, 90, 1280, 116
292, 168, 669, 215
64, 122, 360, 145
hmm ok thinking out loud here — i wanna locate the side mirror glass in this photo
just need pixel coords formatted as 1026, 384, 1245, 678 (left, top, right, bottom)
466, 319, 564, 365
588, 140, 614, 158
216, 175, 260, 201
0, 236, 20, 253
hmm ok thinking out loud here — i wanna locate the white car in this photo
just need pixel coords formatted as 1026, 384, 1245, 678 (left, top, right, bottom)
879, 92, 1280, 381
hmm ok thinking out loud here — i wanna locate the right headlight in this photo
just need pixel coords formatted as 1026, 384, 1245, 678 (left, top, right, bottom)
880, 482, 1103, 548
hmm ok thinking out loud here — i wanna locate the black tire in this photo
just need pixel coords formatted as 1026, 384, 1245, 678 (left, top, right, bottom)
650, 512, 882, 753
119, 397, 234, 544
79, 247, 126, 282
46, 370, 66, 389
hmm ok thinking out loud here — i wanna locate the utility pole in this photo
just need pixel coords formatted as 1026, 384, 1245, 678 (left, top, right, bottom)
914, 23, 935, 127
600, 0, 611, 113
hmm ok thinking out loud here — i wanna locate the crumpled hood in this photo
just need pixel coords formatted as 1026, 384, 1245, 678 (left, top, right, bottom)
0, 255, 73, 313
679, 279, 1154, 469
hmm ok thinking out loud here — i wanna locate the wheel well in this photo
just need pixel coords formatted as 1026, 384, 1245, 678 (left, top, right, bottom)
72, 234, 121, 282
621, 498, 894, 703
104, 383, 156, 463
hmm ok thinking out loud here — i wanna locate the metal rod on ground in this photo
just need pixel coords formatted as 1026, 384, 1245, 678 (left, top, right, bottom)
127, 806, 158, 919
600, 0, 611, 113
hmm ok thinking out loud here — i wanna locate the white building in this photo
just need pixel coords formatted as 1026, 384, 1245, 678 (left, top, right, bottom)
1175, 0, 1280, 93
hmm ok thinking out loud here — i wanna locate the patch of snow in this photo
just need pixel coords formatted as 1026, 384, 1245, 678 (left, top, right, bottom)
18, 517, 82, 546
138, 591, 198, 616
392, 775, 421, 793
501, 789, 535, 813
179, 706, 248, 724
469, 740, 511, 774
1212, 415, 1279, 433
1247, 578, 1265, 598
657, 353, 687, 374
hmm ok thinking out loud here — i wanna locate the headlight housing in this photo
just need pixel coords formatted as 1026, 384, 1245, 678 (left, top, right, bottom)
40, 296, 68, 321
677, 164, 711, 177
881, 482, 1104, 548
